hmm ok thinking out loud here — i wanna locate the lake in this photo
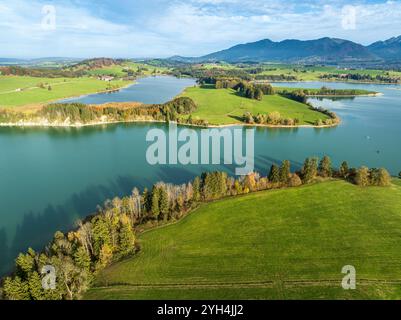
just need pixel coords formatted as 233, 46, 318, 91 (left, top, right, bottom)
60, 76, 197, 104
0, 77, 400, 274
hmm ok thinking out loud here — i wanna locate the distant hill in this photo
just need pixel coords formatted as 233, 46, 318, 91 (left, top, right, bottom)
0, 58, 28, 66
68, 58, 125, 71
169, 36, 401, 64
0, 57, 81, 67
368, 36, 401, 61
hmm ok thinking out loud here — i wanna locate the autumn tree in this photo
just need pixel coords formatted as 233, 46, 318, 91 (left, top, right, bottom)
118, 215, 136, 256
288, 173, 303, 187
192, 177, 201, 202
355, 166, 370, 186
371, 168, 391, 186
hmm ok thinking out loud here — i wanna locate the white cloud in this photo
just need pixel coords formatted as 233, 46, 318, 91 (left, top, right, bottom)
1, 0, 401, 58
146, 0, 401, 56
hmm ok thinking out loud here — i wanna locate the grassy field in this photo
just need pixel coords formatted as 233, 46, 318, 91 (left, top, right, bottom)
86, 180, 401, 300
84, 62, 171, 77
0, 76, 131, 108
199, 63, 401, 82
392, 178, 401, 186
256, 65, 392, 81
180, 86, 330, 125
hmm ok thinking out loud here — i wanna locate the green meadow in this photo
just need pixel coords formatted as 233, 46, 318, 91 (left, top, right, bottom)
84, 62, 171, 77
180, 86, 329, 125
86, 180, 401, 300
0, 76, 131, 108
200, 63, 401, 82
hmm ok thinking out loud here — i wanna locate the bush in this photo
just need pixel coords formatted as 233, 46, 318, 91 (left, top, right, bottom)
355, 166, 370, 186
267, 111, 281, 125
370, 168, 391, 186
288, 174, 302, 187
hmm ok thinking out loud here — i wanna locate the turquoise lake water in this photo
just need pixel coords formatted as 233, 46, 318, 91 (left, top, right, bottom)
0, 77, 400, 274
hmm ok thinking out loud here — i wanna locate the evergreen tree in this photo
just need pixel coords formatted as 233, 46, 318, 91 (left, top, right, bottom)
339, 161, 349, 178
73, 246, 91, 271
15, 249, 35, 276
159, 185, 169, 220
301, 157, 318, 183
28, 271, 44, 300
151, 186, 160, 218
142, 188, 151, 214
319, 156, 332, 177
268, 164, 280, 183
255, 88, 264, 101
3, 276, 30, 300
118, 215, 136, 256
193, 177, 201, 202
279, 160, 291, 184
92, 216, 112, 257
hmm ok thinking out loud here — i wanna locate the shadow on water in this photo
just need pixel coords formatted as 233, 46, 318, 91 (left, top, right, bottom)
0, 123, 121, 135
254, 154, 304, 173
1, 184, 118, 276
0, 229, 9, 274
0, 166, 197, 276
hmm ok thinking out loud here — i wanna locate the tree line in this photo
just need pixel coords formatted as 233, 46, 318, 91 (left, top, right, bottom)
201, 77, 276, 101
173, 67, 253, 81
0, 156, 393, 300
242, 111, 300, 126
254, 74, 298, 81
242, 106, 339, 127
0, 66, 85, 78
235, 82, 275, 100
275, 86, 374, 97
0, 97, 198, 125
320, 73, 400, 84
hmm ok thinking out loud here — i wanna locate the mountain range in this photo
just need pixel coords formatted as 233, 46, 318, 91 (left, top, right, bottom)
170, 36, 401, 64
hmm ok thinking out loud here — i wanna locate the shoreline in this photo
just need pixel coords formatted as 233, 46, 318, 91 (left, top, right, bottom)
306, 92, 383, 98
0, 80, 136, 112
0, 117, 341, 129
53, 80, 137, 103
271, 79, 400, 86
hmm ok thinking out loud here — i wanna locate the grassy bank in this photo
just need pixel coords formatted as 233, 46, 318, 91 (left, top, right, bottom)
180, 86, 330, 125
273, 86, 378, 96
0, 76, 132, 109
86, 180, 401, 300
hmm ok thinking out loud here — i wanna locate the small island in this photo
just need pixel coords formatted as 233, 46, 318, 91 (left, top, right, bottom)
179, 81, 343, 127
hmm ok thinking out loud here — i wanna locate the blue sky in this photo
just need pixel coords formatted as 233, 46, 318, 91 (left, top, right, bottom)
1, 0, 401, 58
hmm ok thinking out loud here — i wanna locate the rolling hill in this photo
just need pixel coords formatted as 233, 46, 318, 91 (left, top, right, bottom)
170, 36, 401, 64
368, 36, 401, 61
200, 38, 377, 63
86, 180, 401, 300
